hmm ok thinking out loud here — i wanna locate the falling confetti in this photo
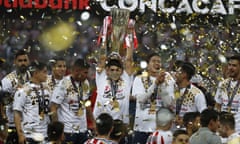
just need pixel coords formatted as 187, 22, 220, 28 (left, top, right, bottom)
39, 22, 76, 51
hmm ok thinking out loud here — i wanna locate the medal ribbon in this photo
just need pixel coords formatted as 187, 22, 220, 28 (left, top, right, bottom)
176, 85, 190, 115
51, 75, 56, 87
70, 77, 83, 108
17, 71, 30, 85
150, 86, 158, 102
227, 80, 240, 108
33, 83, 49, 114
141, 76, 152, 93
110, 80, 118, 100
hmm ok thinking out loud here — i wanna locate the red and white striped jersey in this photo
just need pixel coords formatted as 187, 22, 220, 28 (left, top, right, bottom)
84, 138, 114, 144
146, 130, 173, 144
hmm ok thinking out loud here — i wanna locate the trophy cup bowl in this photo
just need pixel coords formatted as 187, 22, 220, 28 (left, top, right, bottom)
110, 8, 130, 54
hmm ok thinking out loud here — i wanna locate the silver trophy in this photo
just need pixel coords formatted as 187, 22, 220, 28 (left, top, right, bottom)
110, 8, 130, 54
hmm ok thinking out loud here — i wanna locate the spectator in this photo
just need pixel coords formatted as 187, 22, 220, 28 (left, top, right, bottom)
183, 112, 201, 136
172, 129, 189, 144
146, 108, 174, 144
189, 109, 222, 144
109, 119, 128, 144
47, 121, 65, 144
84, 113, 113, 144
218, 112, 240, 144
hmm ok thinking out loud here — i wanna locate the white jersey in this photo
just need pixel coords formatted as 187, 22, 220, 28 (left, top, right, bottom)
45, 75, 61, 94
51, 75, 90, 133
132, 72, 175, 132
13, 82, 51, 138
173, 84, 207, 117
215, 78, 240, 133
146, 130, 173, 144
94, 70, 133, 124
1, 70, 31, 127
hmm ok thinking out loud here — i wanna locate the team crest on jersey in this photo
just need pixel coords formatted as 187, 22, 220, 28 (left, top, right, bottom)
182, 87, 200, 106
102, 78, 125, 100
103, 85, 125, 100
219, 79, 232, 93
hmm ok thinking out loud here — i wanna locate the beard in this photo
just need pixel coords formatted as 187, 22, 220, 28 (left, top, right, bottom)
18, 65, 28, 73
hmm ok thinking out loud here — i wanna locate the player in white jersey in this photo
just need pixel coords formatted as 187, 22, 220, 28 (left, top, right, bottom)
50, 58, 95, 144
13, 61, 50, 144
46, 56, 66, 94
94, 33, 134, 125
132, 53, 175, 144
1, 49, 31, 144
94, 58, 132, 124
174, 62, 207, 128
215, 55, 240, 134
146, 108, 174, 144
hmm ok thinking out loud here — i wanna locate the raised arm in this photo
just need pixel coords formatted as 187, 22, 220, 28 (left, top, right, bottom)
124, 41, 134, 75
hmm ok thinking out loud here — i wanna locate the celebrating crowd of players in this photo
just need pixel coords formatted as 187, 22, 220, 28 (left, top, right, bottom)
0, 48, 240, 144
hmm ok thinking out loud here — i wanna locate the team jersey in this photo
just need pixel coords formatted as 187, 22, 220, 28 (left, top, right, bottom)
173, 84, 207, 117
132, 72, 175, 132
146, 130, 173, 144
94, 70, 133, 124
13, 82, 51, 138
1, 70, 31, 126
51, 75, 90, 133
45, 74, 61, 94
84, 138, 114, 144
215, 78, 240, 133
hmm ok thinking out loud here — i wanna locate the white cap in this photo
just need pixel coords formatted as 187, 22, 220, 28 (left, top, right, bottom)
156, 108, 174, 126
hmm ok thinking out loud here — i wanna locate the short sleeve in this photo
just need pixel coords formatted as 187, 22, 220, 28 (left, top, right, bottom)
13, 89, 26, 111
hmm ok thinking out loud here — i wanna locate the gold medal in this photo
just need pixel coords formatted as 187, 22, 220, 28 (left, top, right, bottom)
84, 100, 91, 107
39, 111, 45, 120
175, 90, 180, 99
82, 83, 89, 93
77, 108, 84, 116
228, 106, 231, 112
112, 100, 120, 112
97, 101, 102, 107
149, 101, 156, 114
